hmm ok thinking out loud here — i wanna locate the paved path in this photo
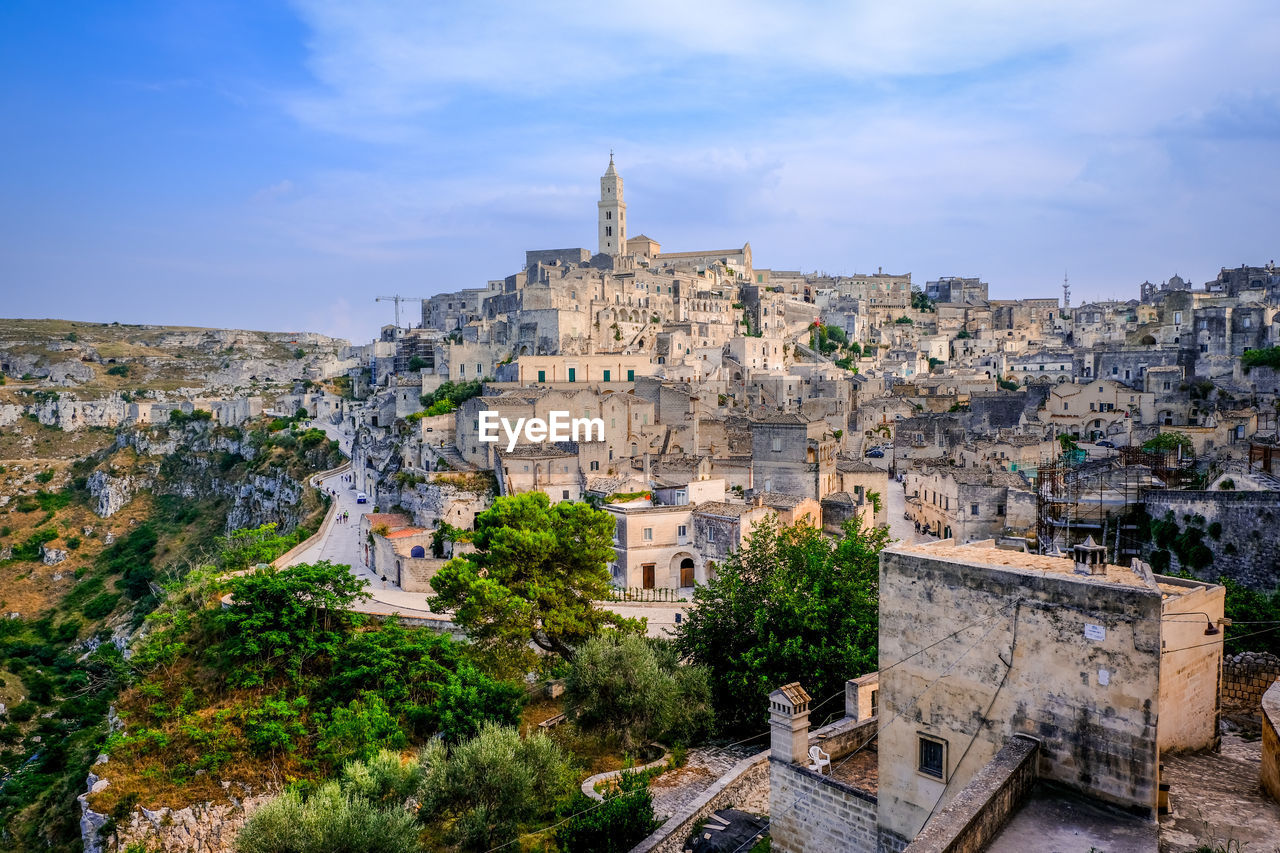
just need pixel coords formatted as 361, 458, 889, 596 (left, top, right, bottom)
285, 420, 445, 619
886, 475, 932, 546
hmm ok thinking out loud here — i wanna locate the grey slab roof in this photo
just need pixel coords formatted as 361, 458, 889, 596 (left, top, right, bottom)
692, 501, 750, 518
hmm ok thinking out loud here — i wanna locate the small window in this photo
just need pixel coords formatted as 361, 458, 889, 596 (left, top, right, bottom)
919, 736, 945, 778
771, 438, 782, 452
643, 527, 653, 541
603, 369, 611, 382
590, 460, 599, 471
606, 226, 612, 236
678, 524, 687, 538
997, 503, 1006, 515
537, 370, 546, 383
970, 503, 979, 516
562, 490, 570, 499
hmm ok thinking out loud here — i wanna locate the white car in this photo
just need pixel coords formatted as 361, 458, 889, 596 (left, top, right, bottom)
356, 492, 368, 504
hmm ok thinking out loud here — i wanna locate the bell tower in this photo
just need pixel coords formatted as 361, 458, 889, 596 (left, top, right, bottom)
598, 153, 626, 256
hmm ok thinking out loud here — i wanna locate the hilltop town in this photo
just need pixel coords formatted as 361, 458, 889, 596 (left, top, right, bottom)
2, 160, 1280, 853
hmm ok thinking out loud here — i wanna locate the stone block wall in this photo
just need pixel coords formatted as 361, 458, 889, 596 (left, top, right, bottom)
769, 758, 879, 853
630, 751, 770, 853
1262, 681, 1280, 804
902, 736, 1039, 853
1221, 651, 1280, 712
1143, 490, 1280, 591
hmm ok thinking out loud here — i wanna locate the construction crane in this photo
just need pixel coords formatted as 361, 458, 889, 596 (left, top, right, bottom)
375, 295, 425, 329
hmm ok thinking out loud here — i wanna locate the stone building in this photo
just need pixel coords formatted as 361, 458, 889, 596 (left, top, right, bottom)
904, 466, 1029, 541
749, 414, 838, 500
766, 540, 1226, 852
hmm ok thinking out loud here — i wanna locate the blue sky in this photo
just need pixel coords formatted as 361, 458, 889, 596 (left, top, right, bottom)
2, 1, 1278, 340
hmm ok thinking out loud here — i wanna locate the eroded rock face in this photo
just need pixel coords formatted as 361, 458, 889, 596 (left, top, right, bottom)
80, 775, 275, 853
41, 546, 67, 565
87, 470, 145, 518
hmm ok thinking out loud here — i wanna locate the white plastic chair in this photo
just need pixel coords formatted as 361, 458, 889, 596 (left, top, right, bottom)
808, 745, 831, 775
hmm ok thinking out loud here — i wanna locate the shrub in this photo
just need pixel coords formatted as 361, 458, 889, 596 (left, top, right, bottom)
106, 364, 131, 377
35, 469, 55, 484
82, 592, 120, 620
340, 750, 424, 807
235, 782, 419, 853
244, 695, 309, 755
564, 633, 713, 749
316, 695, 407, 770
65, 535, 81, 551
557, 769, 659, 853
417, 723, 574, 851
1208, 521, 1223, 540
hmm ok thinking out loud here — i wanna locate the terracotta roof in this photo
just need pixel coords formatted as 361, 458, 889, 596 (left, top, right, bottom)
384, 527, 428, 539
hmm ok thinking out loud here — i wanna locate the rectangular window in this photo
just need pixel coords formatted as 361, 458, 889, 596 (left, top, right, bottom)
772, 438, 782, 452
627, 369, 635, 381
678, 525, 687, 538
477, 362, 482, 374
537, 370, 545, 383
997, 504, 1006, 515
606, 226, 612, 236
970, 503, 979, 516
562, 490, 570, 499
919, 736, 945, 779
606, 211, 611, 220
643, 528, 653, 541
603, 369, 611, 382
568, 367, 576, 382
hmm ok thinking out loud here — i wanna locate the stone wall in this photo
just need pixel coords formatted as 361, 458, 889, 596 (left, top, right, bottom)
1221, 651, 1280, 713
903, 736, 1039, 853
1143, 490, 1280, 591
630, 750, 770, 853
878, 545, 1166, 841
1262, 681, 1280, 804
769, 758, 878, 853
81, 781, 274, 853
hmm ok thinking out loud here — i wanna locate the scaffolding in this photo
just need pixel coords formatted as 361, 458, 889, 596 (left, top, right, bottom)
1034, 448, 1193, 562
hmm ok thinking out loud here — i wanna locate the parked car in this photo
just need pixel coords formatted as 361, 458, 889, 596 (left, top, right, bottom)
1096, 440, 1115, 448
865, 449, 885, 458
356, 492, 368, 504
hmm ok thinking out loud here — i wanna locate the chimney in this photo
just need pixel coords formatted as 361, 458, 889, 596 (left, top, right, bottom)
769, 682, 812, 763
1072, 536, 1108, 576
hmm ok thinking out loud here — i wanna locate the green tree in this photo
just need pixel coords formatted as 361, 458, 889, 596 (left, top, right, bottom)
418, 722, 575, 851
216, 560, 370, 685
326, 621, 525, 742
430, 493, 640, 669
564, 633, 712, 749
675, 517, 887, 732
1143, 430, 1193, 457
910, 287, 935, 312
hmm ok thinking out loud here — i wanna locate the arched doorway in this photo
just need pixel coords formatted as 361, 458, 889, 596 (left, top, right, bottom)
678, 557, 695, 588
